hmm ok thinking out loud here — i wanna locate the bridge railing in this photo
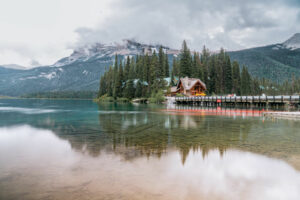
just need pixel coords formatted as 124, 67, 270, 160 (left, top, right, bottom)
175, 95, 300, 103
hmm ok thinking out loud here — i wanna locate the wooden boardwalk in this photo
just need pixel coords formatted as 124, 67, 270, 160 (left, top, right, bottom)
175, 95, 300, 107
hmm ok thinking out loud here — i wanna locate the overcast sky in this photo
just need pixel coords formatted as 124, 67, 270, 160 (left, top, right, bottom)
0, 0, 300, 68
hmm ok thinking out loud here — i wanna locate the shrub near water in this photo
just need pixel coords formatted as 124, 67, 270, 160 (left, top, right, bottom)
98, 94, 115, 102
149, 90, 165, 104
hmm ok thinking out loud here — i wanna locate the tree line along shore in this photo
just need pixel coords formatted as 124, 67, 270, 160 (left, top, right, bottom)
98, 40, 300, 103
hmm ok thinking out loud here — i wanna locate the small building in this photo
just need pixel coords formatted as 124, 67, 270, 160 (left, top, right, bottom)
170, 77, 206, 96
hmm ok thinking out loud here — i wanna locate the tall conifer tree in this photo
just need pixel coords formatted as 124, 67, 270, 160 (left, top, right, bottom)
179, 40, 192, 77
164, 54, 169, 77
232, 61, 241, 95
241, 66, 252, 95
224, 55, 233, 94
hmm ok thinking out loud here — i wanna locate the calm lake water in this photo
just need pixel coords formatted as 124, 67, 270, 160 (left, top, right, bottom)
0, 99, 300, 200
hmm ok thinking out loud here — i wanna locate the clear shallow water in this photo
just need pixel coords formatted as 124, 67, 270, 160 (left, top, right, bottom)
0, 99, 300, 200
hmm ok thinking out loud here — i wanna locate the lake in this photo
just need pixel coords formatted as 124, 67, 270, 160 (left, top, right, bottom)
0, 99, 300, 200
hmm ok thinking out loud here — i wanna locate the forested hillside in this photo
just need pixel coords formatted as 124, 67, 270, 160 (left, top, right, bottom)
228, 34, 300, 81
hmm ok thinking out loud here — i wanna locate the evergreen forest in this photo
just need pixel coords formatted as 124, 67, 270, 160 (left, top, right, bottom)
98, 41, 300, 101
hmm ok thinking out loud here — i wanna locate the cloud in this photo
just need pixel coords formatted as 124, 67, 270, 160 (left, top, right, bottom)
75, 0, 300, 51
0, 0, 300, 67
0, 0, 111, 68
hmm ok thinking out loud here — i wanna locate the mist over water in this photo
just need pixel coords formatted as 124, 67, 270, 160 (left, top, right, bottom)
0, 99, 300, 200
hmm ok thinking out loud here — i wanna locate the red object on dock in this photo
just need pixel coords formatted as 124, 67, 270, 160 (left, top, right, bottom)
217, 99, 222, 103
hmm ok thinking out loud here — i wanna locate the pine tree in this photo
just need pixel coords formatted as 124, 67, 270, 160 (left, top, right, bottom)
136, 55, 143, 80
191, 52, 198, 78
158, 46, 165, 78
149, 51, 158, 87
124, 56, 130, 80
114, 54, 118, 72
170, 69, 175, 86
201, 46, 210, 85
241, 66, 252, 95
130, 56, 136, 79
179, 40, 192, 77
224, 54, 233, 94
98, 74, 106, 97
252, 78, 261, 95
143, 54, 150, 83
208, 56, 217, 94
135, 80, 143, 98
107, 66, 114, 97
172, 57, 179, 77
232, 61, 241, 95
124, 79, 134, 99
124, 61, 135, 99
113, 62, 123, 98
216, 48, 225, 94
164, 54, 169, 77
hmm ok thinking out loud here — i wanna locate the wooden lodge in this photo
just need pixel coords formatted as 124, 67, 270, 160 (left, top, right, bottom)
170, 77, 206, 97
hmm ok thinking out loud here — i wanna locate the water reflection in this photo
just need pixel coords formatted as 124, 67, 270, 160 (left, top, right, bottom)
96, 107, 300, 168
0, 125, 300, 200
1, 100, 300, 169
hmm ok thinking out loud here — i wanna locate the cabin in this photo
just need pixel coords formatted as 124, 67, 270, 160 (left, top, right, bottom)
170, 77, 206, 96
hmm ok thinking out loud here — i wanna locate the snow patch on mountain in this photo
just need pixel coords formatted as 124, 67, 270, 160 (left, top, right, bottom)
282, 33, 300, 50
38, 72, 57, 80
82, 70, 89, 75
19, 76, 38, 81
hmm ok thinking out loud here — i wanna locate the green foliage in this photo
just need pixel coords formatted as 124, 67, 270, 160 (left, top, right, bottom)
232, 61, 241, 95
241, 66, 252, 95
113, 61, 123, 98
172, 57, 179, 77
179, 40, 192, 77
134, 80, 143, 98
116, 97, 130, 102
208, 55, 217, 94
228, 46, 300, 81
164, 54, 170, 77
158, 46, 165, 78
98, 94, 115, 102
224, 55, 233, 93
149, 90, 165, 104
124, 79, 135, 99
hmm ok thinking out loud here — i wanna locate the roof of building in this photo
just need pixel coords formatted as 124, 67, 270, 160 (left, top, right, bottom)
177, 77, 206, 90
133, 79, 148, 86
171, 86, 179, 93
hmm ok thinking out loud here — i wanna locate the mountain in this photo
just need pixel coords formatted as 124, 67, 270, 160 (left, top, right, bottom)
0, 40, 179, 96
1, 64, 27, 70
1, 34, 300, 96
228, 33, 300, 81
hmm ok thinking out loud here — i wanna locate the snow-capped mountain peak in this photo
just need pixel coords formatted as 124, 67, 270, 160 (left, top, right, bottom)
282, 33, 300, 50
52, 40, 178, 67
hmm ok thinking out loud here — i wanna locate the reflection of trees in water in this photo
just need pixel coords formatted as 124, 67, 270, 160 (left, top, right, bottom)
97, 111, 253, 163
21, 106, 300, 168
7, 104, 253, 163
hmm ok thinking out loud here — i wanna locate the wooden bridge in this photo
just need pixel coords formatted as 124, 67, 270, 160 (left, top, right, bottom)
175, 95, 300, 107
